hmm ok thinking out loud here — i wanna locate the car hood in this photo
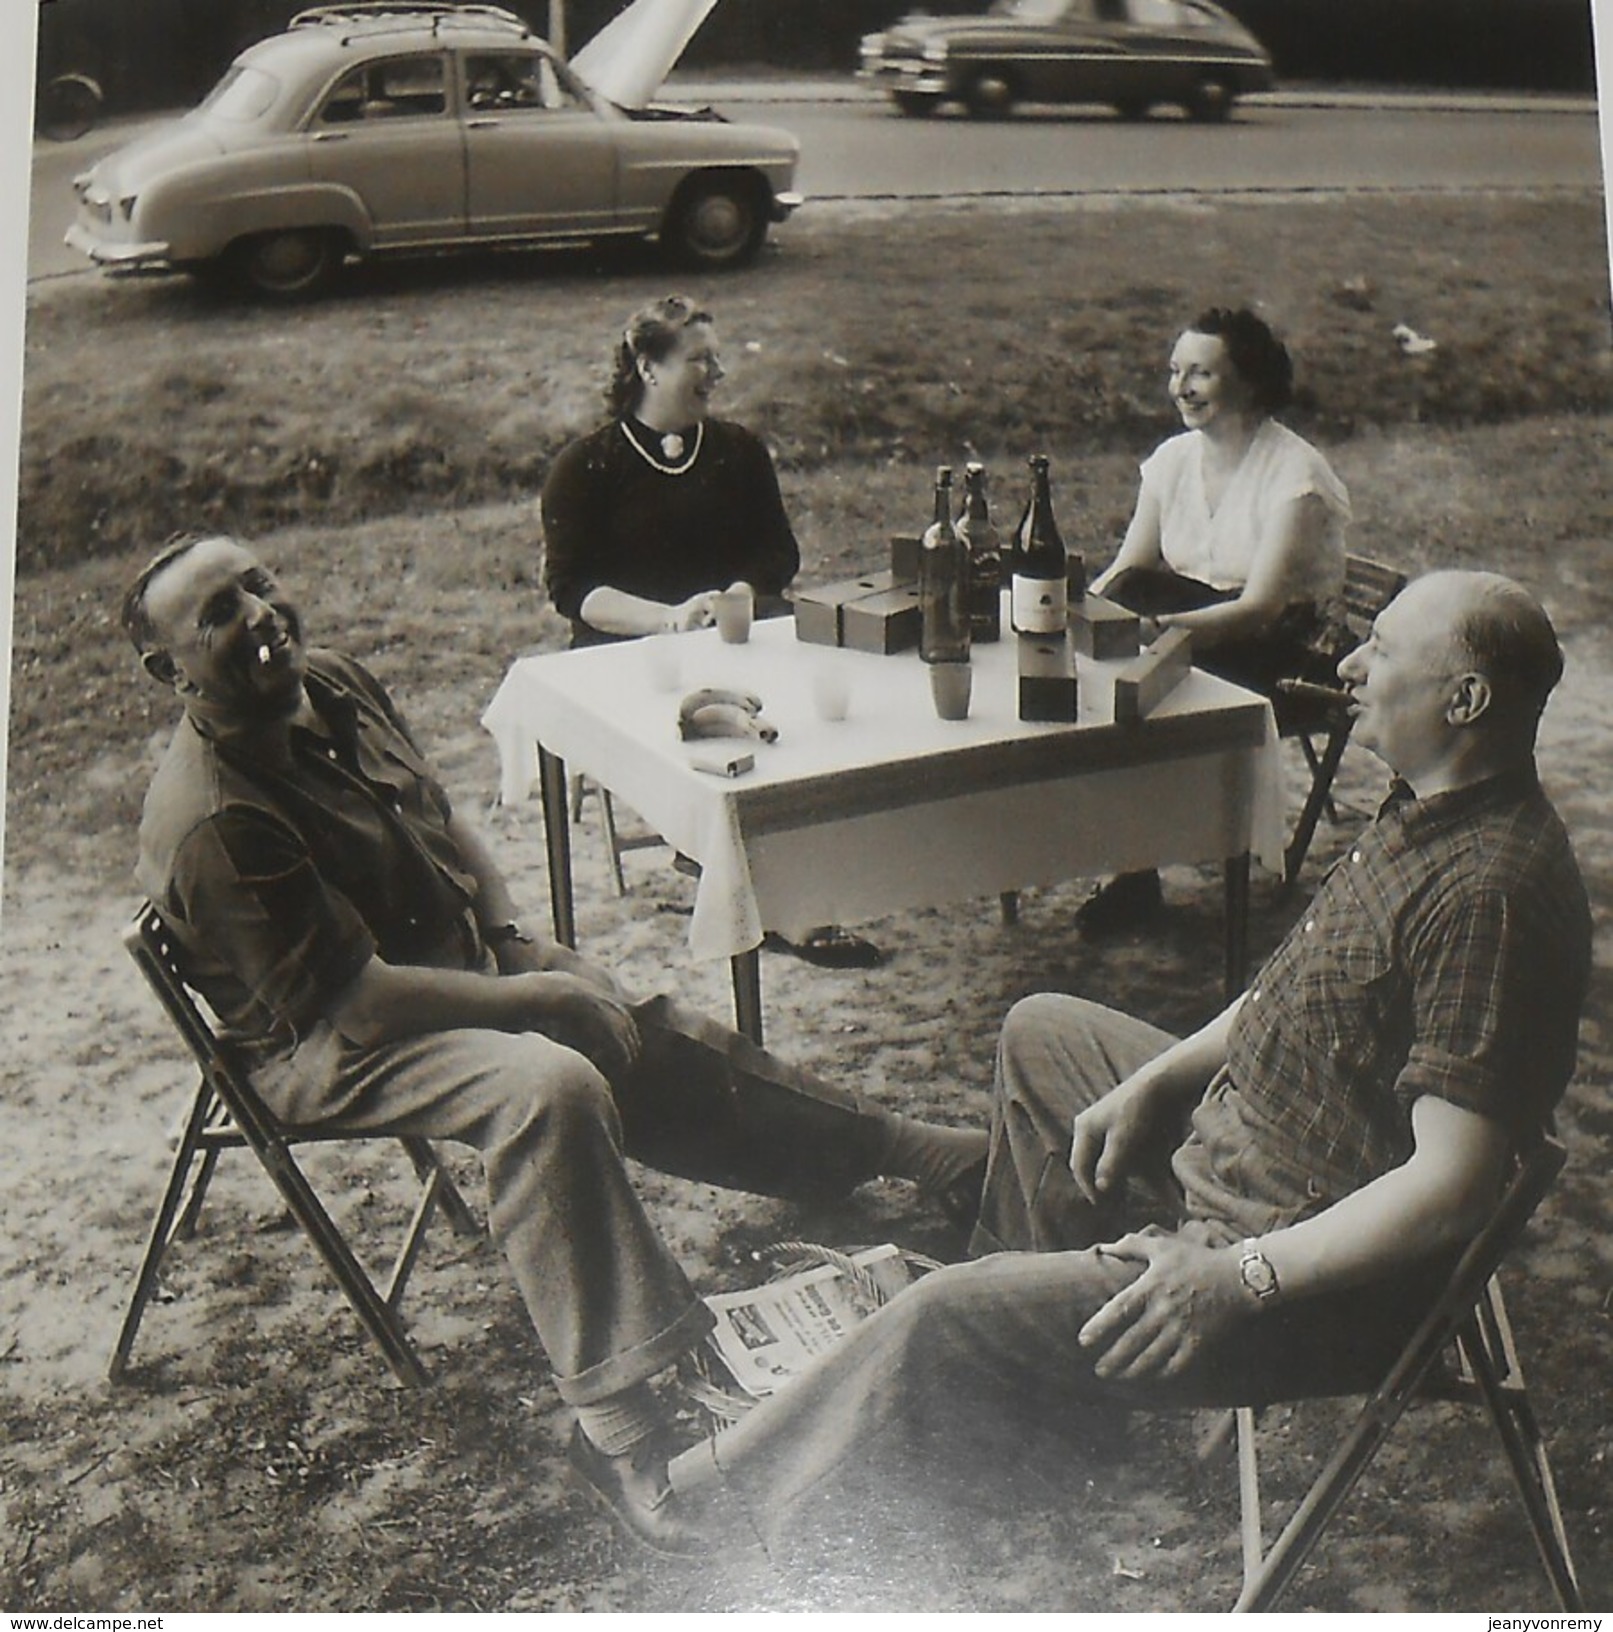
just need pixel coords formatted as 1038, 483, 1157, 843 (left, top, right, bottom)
79, 116, 228, 197
570, 0, 721, 111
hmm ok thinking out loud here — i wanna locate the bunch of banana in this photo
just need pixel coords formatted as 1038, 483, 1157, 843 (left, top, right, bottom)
677, 686, 779, 743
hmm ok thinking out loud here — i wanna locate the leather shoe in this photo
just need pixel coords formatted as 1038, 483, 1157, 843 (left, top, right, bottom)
1074, 869, 1163, 938
567, 1425, 715, 1558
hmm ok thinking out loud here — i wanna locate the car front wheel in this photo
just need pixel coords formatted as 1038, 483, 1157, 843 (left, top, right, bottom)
664, 176, 768, 270
228, 228, 345, 300
892, 90, 940, 117
1185, 75, 1235, 122
963, 69, 1017, 118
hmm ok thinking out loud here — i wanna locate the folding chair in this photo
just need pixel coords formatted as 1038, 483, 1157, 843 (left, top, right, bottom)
568, 774, 664, 896
112, 902, 482, 1388
1273, 553, 1406, 885
1224, 1135, 1582, 1611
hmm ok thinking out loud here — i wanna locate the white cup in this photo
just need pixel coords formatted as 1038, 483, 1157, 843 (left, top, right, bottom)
714, 586, 754, 645
642, 631, 682, 692
811, 663, 851, 722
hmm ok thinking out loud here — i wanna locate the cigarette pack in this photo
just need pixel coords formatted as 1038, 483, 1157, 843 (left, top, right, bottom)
689, 749, 755, 778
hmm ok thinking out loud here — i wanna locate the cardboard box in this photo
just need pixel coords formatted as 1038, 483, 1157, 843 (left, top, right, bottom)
1114, 628, 1194, 724
1069, 593, 1141, 661
794, 572, 901, 647
842, 583, 922, 654
1017, 634, 1079, 722
890, 534, 923, 582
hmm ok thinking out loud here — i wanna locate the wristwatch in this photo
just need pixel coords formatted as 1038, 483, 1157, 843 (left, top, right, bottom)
1238, 1239, 1282, 1306
483, 919, 534, 949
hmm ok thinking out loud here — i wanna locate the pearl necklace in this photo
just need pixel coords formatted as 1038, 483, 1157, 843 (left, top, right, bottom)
621, 418, 704, 476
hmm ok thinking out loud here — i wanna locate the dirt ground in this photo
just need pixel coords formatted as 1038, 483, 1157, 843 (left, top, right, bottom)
1, 601, 1608, 1613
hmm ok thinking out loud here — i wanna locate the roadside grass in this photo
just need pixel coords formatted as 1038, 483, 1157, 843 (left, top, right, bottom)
16, 193, 1611, 572
7, 412, 1610, 881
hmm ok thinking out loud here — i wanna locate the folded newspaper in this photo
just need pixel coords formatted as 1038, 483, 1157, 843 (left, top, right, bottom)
703, 1244, 918, 1399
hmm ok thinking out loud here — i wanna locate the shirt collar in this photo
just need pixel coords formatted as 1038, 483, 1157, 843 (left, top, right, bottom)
182, 653, 354, 771
1379, 764, 1541, 842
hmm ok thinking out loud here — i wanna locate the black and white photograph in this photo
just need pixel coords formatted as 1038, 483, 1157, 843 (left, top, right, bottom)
2, 0, 1610, 1614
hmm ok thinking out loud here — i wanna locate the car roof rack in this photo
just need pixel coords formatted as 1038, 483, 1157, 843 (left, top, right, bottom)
288, 5, 533, 44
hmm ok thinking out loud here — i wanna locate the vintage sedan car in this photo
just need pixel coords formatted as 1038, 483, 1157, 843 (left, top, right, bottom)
860, 0, 1273, 121
66, 0, 802, 298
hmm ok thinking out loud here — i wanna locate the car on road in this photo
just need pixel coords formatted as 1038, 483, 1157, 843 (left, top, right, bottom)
859, 0, 1273, 121
65, 0, 802, 298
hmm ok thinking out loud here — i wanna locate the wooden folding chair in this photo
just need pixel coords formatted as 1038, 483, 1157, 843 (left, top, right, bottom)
1273, 553, 1406, 884
112, 902, 482, 1388
1225, 1135, 1582, 1611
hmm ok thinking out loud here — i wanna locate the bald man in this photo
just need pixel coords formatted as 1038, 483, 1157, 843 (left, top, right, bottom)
663, 570, 1591, 1538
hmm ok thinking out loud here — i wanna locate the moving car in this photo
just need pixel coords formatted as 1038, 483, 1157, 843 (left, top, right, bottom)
65, 0, 802, 298
859, 0, 1273, 121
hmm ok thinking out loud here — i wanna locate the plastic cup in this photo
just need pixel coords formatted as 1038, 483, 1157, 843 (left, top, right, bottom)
929, 660, 972, 721
714, 587, 753, 645
811, 664, 851, 722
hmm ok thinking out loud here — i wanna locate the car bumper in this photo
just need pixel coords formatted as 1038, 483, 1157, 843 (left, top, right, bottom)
65, 221, 173, 271
770, 191, 805, 223
858, 61, 951, 96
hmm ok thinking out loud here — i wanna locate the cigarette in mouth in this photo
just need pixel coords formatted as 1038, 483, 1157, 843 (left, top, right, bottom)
256, 643, 272, 665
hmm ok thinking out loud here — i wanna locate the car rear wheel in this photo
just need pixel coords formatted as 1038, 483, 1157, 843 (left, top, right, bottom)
664, 176, 768, 270
1185, 75, 1235, 123
963, 69, 1017, 119
892, 90, 941, 117
228, 228, 345, 300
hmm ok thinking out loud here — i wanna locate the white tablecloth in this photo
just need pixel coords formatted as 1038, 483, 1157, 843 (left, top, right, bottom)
482, 616, 1284, 961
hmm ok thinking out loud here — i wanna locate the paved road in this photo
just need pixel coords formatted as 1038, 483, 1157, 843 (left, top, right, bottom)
28, 88, 1605, 284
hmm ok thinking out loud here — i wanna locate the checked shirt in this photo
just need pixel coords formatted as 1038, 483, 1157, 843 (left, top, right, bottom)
1171, 767, 1591, 1241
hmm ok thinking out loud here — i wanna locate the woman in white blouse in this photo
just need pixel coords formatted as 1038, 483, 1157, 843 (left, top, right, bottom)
1091, 306, 1350, 694
1082, 308, 1351, 934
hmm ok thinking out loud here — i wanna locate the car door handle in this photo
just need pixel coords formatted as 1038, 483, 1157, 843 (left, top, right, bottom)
466, 117, 500, 129
313, 130, 350, 142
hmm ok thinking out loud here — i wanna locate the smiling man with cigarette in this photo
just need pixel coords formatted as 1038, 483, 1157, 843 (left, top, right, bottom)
119, 530, 985, 1554
663, 569, 1591, 1539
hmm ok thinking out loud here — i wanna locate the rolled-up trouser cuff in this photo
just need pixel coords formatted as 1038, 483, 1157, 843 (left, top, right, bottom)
556, 1296, 716, 1407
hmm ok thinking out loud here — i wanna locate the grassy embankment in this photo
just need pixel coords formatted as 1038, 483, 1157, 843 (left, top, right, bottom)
9, 192, 1612, 876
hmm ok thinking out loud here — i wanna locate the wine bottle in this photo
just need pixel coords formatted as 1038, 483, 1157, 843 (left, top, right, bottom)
1010, 454, 1068, 636
919, 465, 970, 665
956, 461, 1001, 644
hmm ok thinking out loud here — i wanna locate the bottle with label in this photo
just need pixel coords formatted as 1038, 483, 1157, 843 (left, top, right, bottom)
956, 461, 1002, 644
1010, 453, 1068, 636
919, 465, 970, 664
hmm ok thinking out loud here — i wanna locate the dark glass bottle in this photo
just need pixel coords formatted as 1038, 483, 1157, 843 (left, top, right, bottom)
919, 465, 970, 664
1010, 454, 1068, 636
956, 461, 1001, 644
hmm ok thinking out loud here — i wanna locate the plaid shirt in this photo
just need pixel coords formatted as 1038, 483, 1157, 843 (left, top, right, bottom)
1173, 767, 1591, 1241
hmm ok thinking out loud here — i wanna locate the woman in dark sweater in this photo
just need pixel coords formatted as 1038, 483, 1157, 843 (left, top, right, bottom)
541, 297, 876, 969
541, 294, 799, 648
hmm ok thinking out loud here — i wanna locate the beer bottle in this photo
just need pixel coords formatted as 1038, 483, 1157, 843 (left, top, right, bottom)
919, 465, 970, 664
956, 461, 1001, 644
1010, 454, 1068, 636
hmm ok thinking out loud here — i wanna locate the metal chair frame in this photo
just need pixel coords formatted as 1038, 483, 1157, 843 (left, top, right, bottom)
1275, 553, 1406, 885
113, 903, 481, 1388
1228, 1136, 1582, 1611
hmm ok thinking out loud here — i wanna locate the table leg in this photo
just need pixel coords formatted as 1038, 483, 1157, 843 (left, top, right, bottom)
731, 949, 764, 1046
1223, 851, 1251, 1003
537, 747, 576, 950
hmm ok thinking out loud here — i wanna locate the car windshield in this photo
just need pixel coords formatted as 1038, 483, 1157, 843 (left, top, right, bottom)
198, 64, 280, 123
988, 0, 1071, 20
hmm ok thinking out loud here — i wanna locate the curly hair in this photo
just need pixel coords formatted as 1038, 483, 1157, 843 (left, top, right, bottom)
1186, 306, 1294, 414
605, 293, 714, 419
